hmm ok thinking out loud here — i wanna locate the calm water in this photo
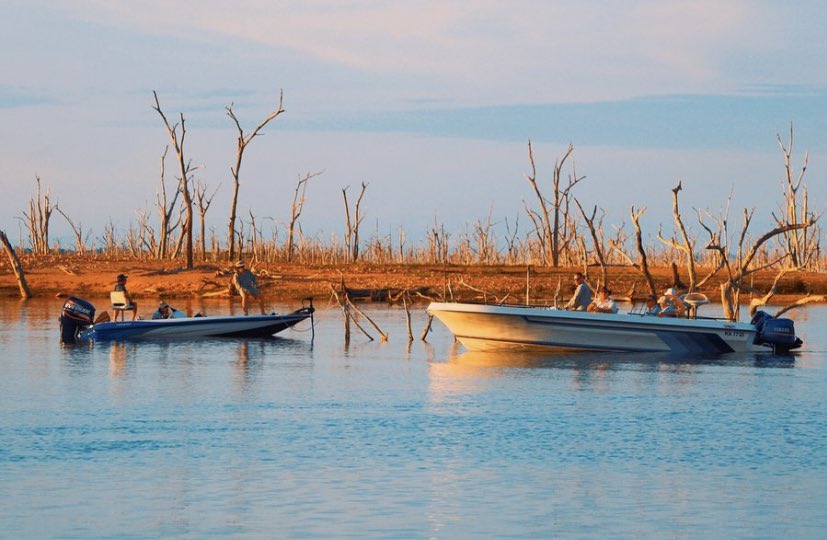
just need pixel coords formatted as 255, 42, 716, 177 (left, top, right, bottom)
1, 297, 826, 538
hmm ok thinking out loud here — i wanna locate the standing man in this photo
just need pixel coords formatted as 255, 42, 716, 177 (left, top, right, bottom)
564, 272, 592, 311
231, 260, 267, 316
113, 274, 138, 321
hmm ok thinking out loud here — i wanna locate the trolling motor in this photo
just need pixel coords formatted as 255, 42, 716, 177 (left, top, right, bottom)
59, 297, 96, 343
751, 310, 803, 353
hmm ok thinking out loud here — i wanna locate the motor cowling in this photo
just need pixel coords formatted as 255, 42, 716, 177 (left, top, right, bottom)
752, 310, 802, 353
59, 297, 96, 343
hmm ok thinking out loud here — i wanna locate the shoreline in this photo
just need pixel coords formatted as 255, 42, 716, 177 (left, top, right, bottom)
2, 256, 826, 307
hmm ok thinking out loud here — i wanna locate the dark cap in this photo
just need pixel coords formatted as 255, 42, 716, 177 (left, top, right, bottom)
116, 274, 127, 281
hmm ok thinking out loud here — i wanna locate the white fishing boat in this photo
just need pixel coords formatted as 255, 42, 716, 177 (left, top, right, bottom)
59, 296, 314, 342
427, 301, 801, 354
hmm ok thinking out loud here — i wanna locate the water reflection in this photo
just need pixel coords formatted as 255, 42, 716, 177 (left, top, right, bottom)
108, 342, 131, 377
442, 349, 796, 374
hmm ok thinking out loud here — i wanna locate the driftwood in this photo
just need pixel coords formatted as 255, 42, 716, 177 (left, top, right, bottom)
420, 314, 434, 342
402, 293, 413, 342
0, 230, 32, 299
346, 296, 388, 341
329, 283, 357, 342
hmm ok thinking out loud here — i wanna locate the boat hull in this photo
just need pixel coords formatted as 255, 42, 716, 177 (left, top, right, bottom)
427, 302, 760, 354
81, 309, 313, 341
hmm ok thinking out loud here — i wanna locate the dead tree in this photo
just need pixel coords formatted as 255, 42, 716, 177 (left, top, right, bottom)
22, 176, 55, 255
195, 180, 219, 261
342, 182, 368, 263
55, 206, 89, 254
657, 181, 697, 292
226, 91, 285, 261
152, 91, 197, 269
775, 124, 820, 267
523, 141, 584, 267
702, 206, 816, 321
609, 206, 657, 297
154, 146, 182, 259
286, 171, 321, 262
0, 230, 32, 298
574, 198, 608, 287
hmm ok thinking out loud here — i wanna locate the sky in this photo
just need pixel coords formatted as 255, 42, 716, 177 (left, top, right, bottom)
2, 0, 826, 250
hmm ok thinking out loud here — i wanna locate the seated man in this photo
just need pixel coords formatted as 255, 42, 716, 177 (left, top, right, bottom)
657, 288, 686, 318
231, 260, 267, 315
113, 274, 138, 321
588, 286, 619, 314
151, 301, 186, 320
643, 295, 662, 315
564, 272, 592, 311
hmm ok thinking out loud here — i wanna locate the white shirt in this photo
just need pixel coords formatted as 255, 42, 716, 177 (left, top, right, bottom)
592, 297, 618, 314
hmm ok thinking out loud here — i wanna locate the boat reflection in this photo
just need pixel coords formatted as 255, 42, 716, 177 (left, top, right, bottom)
439, 348, 796, 373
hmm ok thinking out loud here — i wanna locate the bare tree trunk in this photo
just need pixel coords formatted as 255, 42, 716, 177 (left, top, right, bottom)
152, 91, 197, 269
286, 171, 320, 262
0, 230, 32, 299
22, 176, 55, 255
342, 182, 368, 263
574, 198, 608, 286
195, 180, 218, 262
155, 146, 182, 259
631, 207, 657, 296
663, 181, 696, 291
226, 91, 285, 261
55, 206, 87, 255
523, 142, 584, 267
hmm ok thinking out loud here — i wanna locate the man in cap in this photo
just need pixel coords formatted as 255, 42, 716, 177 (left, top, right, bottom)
151, 301, 185, 320
658, 287, 686, 318
112, 274, 138, 321
231, 260, 266, 315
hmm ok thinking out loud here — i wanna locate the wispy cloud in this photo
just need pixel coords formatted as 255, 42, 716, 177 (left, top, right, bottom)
286, 91, 827, 152
0, 86, 57, 109
47, 0, 776, 104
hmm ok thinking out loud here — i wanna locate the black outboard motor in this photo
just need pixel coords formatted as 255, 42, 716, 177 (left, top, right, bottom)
59, 297, 96, 343
751, 310, 803, 353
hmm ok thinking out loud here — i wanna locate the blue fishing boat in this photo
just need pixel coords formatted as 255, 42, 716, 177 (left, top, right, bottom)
59, 296, 314, 342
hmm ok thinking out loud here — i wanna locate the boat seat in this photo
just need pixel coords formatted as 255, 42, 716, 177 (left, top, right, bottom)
681, 292, 709, 318
110, 290, 135, 321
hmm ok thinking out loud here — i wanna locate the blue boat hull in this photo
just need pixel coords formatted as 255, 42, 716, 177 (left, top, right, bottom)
81, 308, 314, 341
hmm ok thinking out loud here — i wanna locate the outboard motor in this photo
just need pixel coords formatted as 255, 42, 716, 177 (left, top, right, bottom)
751, 310, 802, 353
59, 297, 96, 343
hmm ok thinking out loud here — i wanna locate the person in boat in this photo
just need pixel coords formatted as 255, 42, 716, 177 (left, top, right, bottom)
564, 272, 592, 311
644, 294, 662, 316
657, 288, 686, 318
113, 274, 138, 321
151, 301, 186, 320
587, 286, 619, 314
231, 260, 267, 316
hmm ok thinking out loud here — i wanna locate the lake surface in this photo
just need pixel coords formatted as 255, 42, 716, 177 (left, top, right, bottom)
1, 297, 826, 538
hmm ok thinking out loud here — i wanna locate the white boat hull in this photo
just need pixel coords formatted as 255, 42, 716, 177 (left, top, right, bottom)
427, 302, 762, 354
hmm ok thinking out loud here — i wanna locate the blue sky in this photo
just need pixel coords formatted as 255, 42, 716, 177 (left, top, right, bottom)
1, 0, 825, 248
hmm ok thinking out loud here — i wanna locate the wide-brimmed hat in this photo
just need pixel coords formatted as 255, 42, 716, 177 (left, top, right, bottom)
116, 274, 127, 281
234, 260, 246, 268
